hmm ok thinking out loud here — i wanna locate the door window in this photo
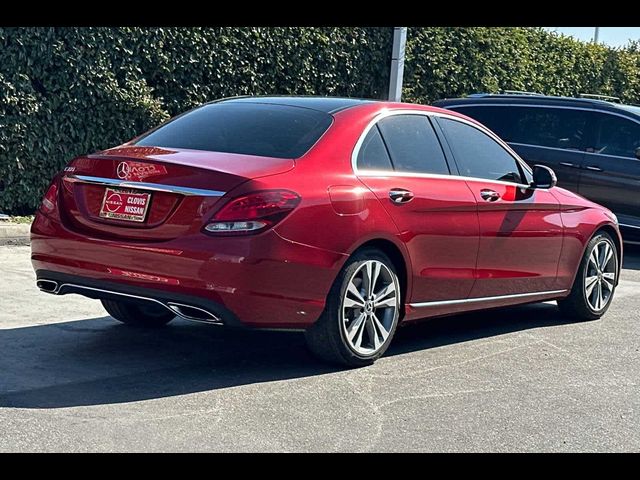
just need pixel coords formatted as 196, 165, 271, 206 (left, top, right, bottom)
356, 126, 394, 171
508, 107, 590, 150
439, 118, 524, 184
592, 114, 640, 158
377, 115, 450, 175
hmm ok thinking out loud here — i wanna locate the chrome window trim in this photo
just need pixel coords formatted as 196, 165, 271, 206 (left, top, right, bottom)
497, 142, 639, 163
619, 223, 640, 230
351, 109, 533, 187
584, 151, 640, 161
508, 141, 584, 154
64, 174, 225, 197
409, 289, 568, 308
350, 169, 533, 189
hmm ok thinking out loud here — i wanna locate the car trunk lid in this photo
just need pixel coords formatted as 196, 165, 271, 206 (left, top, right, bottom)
59, 145, 294, 241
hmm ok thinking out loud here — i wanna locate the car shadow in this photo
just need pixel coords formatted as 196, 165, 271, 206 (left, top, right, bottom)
0, 301, 577, 410
3, 244, 638, 411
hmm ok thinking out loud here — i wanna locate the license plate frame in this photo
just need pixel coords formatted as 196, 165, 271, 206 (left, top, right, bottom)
99, 188, 151, 223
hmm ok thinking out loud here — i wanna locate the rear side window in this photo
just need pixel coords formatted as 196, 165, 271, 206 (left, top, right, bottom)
451, 106, 514, 140
593, 113, 640, 158
356, 126, 394, 170
377, 115, 449, 174
439, 118, 524, 184
509, 107, 590, 150
135, 103, 333, 159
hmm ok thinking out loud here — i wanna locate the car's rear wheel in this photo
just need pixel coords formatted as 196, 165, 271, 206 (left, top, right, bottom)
101, 299, 175, 327
557, 231, 618, 321
305, 248, 400, 367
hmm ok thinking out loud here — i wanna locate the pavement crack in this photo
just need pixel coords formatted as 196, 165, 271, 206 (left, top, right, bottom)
370, 339, 546, 380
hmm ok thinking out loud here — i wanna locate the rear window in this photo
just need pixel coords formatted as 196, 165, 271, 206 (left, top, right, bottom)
135, 103, 333, 159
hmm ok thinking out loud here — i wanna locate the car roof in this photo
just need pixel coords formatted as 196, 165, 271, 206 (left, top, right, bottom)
217, 96, 474, 120
220, 96, 376, 114
433, 93, 640, 119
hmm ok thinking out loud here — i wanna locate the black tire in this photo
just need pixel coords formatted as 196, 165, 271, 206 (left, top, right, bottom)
557, 231, 619, 321
101, 299, 175, 327
305, 248, 401, 368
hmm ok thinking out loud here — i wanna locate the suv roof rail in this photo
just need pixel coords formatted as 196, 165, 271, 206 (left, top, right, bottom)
466, 91, 545, 98
458, 92, 632, 107
579, 93, 621, 103
499, 90, 544, 96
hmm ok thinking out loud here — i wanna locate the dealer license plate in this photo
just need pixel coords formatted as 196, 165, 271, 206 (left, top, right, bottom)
99, 188, 151, 223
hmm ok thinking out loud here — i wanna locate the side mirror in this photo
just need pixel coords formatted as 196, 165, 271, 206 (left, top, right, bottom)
532, 164, 557, 189
635, 147, 640, 160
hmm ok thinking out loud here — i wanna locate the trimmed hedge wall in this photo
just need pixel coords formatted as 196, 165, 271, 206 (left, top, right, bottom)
0, 27, 392, 214
1, 27, 640, 214
404, 27, 640, 104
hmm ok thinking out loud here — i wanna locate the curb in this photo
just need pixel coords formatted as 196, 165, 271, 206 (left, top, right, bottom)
0, 223, 31, 246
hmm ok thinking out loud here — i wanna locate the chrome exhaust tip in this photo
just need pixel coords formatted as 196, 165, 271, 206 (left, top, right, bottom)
35, 279, 222, 325
37, 279, 59, 294
166, 302, 223, 325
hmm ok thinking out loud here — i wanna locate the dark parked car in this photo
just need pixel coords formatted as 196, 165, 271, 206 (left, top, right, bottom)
433, 93, 640, 242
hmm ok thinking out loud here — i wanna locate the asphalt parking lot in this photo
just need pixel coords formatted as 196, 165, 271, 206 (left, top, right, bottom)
1, 244, 639, 452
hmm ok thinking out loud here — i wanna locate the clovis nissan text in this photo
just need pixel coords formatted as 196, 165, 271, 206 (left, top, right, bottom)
31, 96, 622, 367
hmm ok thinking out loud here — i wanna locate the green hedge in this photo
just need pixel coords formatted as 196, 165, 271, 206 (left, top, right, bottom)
0, 27, 392, 214
403, 27, 640, 104
1, 27, 640, 214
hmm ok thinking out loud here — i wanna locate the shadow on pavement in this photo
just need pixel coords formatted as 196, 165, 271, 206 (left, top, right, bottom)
0, 301, 577, 410
2, 246, 636, 410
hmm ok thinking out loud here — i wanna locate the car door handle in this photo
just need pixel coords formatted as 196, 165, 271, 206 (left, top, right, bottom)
559, 162, 580, 168
480, 189, 501, 202
585, 165, 604, 172
388, 188, 414, 204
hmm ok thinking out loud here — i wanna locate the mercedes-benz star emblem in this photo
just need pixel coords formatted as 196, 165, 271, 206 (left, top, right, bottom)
117, 162, 130, 179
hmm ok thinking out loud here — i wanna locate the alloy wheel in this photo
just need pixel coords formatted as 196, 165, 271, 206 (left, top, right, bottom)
584, 239, 617, 312
341, 260, 399, 356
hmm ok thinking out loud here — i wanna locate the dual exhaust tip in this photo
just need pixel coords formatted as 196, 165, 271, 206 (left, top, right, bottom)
36, 279, 222, 325
37, 279, 59, 293
165, 303, 222, 324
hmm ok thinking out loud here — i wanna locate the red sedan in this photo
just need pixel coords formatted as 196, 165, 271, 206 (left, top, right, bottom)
31, 97, 622, 367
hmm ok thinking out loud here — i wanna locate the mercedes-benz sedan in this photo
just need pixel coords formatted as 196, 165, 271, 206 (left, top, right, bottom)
32, 96, 622, 367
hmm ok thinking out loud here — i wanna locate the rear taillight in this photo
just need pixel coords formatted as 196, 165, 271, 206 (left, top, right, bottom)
39, 180, 59, 215
204, 190, 300, 235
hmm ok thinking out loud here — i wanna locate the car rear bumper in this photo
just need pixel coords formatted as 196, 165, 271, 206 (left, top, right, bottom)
31, 213, 347, 329
34, 269, 240, 326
